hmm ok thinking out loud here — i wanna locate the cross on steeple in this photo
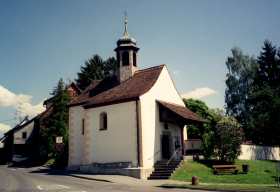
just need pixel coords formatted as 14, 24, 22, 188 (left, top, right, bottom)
123, 11, 129, 37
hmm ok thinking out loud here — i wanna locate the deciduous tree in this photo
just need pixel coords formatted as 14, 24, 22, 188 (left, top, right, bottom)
225, 47, 257, 139
215, 117, 244, 162
183, 99, 224, 159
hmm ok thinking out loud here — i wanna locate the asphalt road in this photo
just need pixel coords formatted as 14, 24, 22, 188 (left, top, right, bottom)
0, 165, 209, 192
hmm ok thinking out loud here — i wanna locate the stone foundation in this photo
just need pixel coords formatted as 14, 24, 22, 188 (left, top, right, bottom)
68, 163, 153, 179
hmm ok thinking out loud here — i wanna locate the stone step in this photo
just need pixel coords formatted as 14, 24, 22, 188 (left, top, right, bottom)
154, 164, 179, 167
149, 172, 172, 177
148, 175, 170, 180
148, 160, 182, 180
154, 167, 176, 171
154, 166, 177, 169
151, 169, 175, 173
156, 162, 181, 165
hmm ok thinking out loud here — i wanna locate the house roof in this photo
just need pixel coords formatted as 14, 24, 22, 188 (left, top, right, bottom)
3, 116, 36, 137
70, 65, 165, 108
157, 100, 206, 123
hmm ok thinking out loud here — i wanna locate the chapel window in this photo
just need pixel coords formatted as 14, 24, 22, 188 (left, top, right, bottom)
82, 119, 85, 135
100, 112, 108, 131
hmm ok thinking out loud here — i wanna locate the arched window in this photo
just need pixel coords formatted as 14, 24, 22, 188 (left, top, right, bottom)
133, 52, 137, 66
122, 51, 129, 66
100, 112, 107, 130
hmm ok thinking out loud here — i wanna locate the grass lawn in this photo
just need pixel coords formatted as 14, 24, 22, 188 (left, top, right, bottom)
171, 160, 279, 184
160, 183, 280, 192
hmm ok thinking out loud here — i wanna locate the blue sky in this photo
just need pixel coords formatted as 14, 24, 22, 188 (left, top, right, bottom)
0, 0, 279, 132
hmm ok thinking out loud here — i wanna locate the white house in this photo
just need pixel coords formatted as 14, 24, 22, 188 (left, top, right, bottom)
68, 17, 204, 179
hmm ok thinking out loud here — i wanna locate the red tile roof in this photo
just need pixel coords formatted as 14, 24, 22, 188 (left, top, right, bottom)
69, 80, 102, 106
69, 65, 165, 108
157, 100, 206, 123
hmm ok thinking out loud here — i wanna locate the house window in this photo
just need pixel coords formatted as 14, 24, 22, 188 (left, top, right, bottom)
22, 132, 27, 139
122, 51, 129, 66
100, 112, 107, 130
82, 119, 85, 135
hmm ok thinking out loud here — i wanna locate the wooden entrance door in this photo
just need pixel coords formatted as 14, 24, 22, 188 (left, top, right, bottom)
161, 134, 171, 159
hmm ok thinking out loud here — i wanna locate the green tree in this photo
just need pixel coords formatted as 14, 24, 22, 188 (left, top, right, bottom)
215, 117, 244, 162
183, 99, 209, 138
76, 54, 117, 90
247, 40, 280, 145
225, 47, 257, 140
40, 78, 70, 167
183, 99, 224, 159
256, 40, 280, 87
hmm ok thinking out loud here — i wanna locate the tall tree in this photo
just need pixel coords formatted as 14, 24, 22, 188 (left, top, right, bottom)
247, 41, 280, 145
256, 40, 280, 87
225, 47, 257, 139
76, 54, 117, 90
40, 78, 70, 166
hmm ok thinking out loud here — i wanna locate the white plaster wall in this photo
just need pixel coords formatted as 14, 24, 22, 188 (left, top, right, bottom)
139, 66, 185, 168
14, 121, 34, 144
68, 106, 85, 167
238, 144, 280, 161
87, 101, 138, 166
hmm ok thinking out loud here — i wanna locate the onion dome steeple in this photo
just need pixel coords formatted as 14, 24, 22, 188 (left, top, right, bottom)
115, 13, 139, 83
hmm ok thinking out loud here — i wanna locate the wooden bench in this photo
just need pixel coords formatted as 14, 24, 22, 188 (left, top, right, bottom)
213, 165, 238, 175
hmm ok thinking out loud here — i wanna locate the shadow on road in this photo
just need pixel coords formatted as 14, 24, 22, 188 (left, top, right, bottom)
28, 167, 112, 183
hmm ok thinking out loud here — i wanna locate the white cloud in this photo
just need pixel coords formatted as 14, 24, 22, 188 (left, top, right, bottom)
181, 87, 217, 99
0, 85, 45, 118
17, 101, 45, 117
0, 123, 11, 133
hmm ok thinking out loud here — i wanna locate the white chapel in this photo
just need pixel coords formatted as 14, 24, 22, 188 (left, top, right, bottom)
68, 16, 204, 179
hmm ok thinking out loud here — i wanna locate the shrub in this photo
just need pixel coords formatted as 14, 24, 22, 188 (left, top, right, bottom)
215, 117, 244, 162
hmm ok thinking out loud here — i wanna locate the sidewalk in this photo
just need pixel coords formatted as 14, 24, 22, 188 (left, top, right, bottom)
15, 165, 190, 187
69, 173, 275, 187
68, 173, 190, 187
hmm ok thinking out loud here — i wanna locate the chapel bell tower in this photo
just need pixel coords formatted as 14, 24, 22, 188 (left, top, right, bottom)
114, 14, 139, 82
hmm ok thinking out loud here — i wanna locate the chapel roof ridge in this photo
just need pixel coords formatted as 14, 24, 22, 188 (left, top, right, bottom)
135, 64, 166, 73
